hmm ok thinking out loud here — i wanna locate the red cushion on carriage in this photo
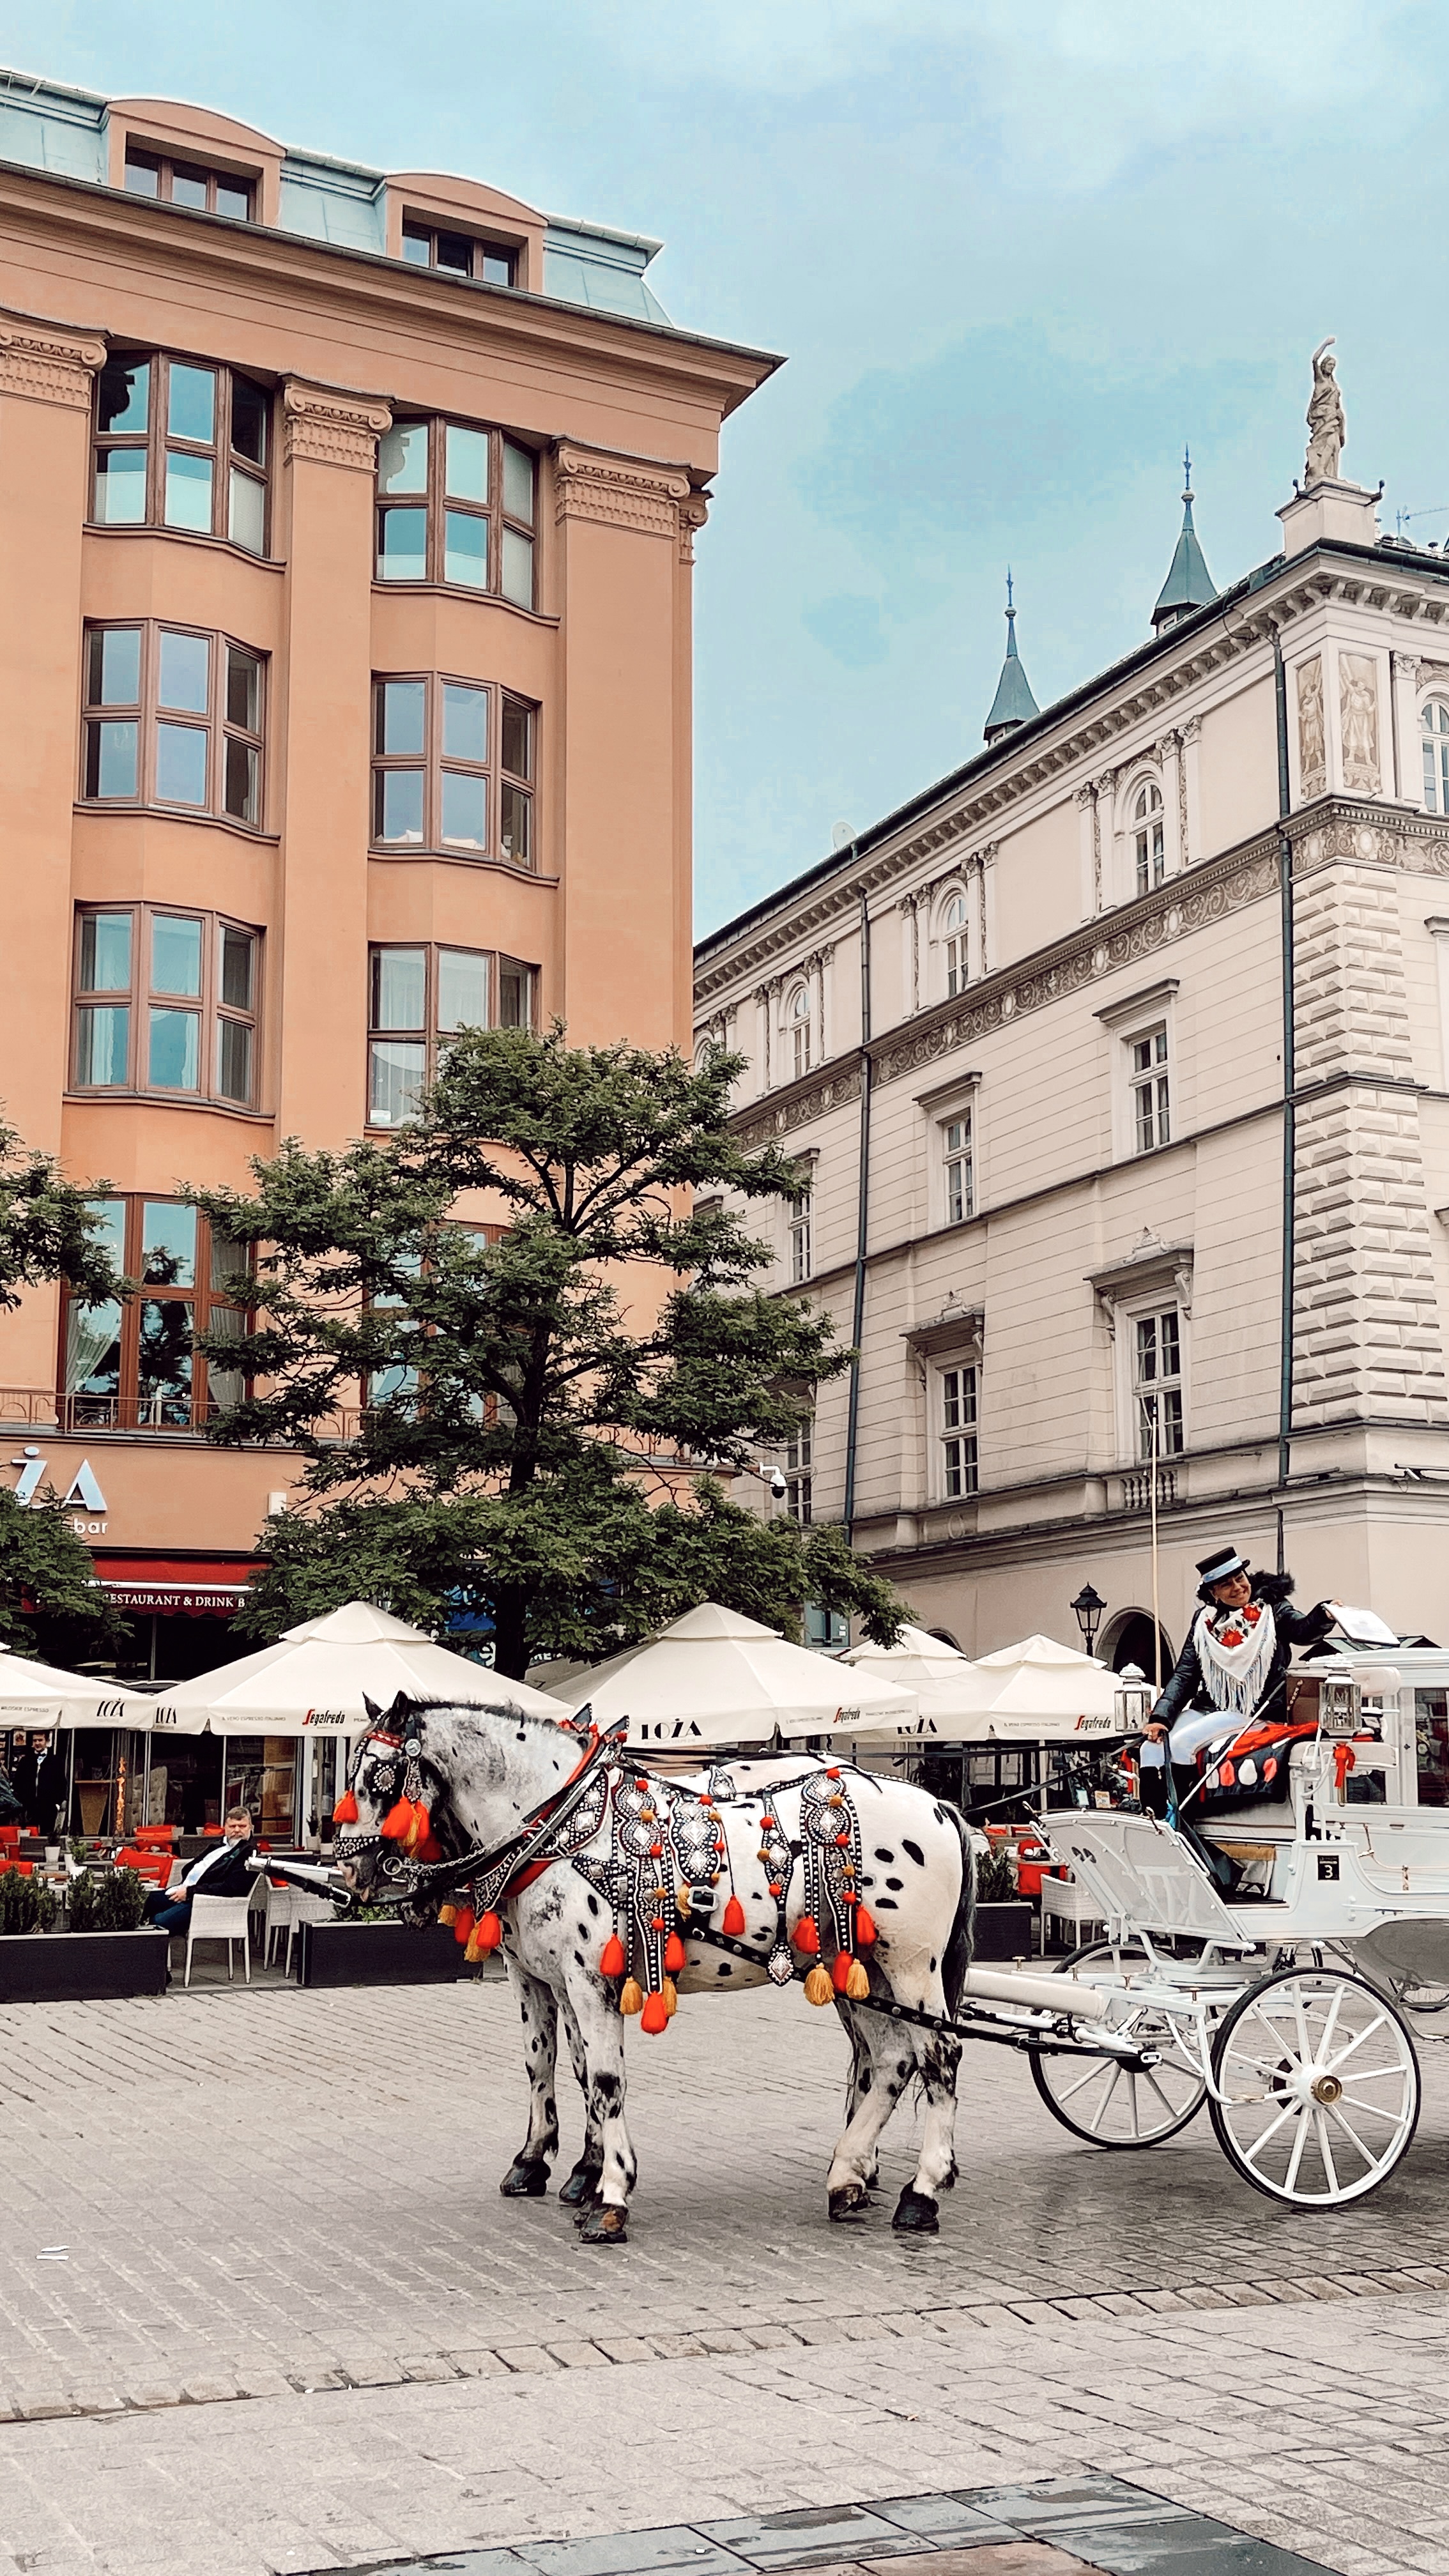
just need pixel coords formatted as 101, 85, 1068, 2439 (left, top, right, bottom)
1195, 1718, 1318, 1811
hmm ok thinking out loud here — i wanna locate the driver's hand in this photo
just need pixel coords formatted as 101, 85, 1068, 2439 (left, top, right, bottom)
1144, 1722, 1168, 1742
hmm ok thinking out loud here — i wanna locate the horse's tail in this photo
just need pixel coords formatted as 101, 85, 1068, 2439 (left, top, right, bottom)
940, 1802, 976, 2014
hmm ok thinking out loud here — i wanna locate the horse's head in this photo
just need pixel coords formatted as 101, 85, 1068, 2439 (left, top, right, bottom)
335, 1692, 442, 1906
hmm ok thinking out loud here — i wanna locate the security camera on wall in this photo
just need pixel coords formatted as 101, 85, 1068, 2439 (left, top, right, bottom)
769, 1468, 788, 1499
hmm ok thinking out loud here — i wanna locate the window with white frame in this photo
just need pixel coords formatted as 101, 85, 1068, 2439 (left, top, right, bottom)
1132, 779, 1165, 894
941, 889, 969, 997
1129, 1024, 1170, 1152
1133, 1308, 1184, 1458
942, 1110, 974, 1225
785, 981, 812, 1079
788, 1188, 812, 1284
1423, 702, 1449, 815
782, 1418, 813, 1524
939, 1363, 978, 1498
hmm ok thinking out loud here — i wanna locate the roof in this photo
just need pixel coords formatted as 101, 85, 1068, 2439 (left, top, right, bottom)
983, 602, 1039, 738
1153, 487, 1216, 629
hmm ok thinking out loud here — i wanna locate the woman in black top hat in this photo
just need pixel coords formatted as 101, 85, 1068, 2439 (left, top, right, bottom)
1142, 1542, 1339, 1886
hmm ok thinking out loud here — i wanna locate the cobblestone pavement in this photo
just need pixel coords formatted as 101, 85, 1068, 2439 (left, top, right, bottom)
0, 1975, 1445, 2576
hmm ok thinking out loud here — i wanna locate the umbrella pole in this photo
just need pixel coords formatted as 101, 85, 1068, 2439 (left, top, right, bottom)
1149, 1399, 1162, 1694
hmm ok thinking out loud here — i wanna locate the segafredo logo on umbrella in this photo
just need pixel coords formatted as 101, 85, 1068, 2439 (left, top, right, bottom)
1073, 1713, 1117, 1732
303, 1708, 349, 1727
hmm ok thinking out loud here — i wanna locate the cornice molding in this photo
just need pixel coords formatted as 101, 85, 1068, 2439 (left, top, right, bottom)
1291, 796, 1449, 878
283, 377, 391, 470
0, 304, 105, 409
555, 440, 692, 539
732, 1061, 862, 1151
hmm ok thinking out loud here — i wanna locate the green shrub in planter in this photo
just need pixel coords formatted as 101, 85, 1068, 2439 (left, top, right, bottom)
0, 1869, 57, 1936
66, 1867, 146, 1934
974, 1843, 1018, 1905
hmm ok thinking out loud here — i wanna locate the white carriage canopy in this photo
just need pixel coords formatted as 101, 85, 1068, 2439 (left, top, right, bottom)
545, 1601, 918, 1747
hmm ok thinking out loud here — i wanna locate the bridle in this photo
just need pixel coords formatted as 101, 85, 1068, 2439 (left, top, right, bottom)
338, 1704, 629, 1908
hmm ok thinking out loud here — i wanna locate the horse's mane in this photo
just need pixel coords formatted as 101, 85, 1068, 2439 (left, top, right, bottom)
368, 1690, 574, 1734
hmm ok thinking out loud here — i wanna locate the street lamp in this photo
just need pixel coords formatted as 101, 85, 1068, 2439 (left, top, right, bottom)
1070, 1583, 1107, 1656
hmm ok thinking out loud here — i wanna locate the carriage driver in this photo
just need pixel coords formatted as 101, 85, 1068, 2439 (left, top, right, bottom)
1140, 1542, 1340, 1888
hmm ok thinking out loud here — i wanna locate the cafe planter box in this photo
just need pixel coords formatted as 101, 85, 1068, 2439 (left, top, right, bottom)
0, 1930, 170, 2004
298, 1921, 461, 1989
971, 1901, 1036, 1963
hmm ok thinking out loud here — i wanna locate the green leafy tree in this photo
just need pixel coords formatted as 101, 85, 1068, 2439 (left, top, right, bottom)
0, 1117, 121, 1308
192, 1029, 908, 1675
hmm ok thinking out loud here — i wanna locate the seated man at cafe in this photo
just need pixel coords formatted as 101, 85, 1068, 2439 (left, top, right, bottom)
140, 1807, 258, 1933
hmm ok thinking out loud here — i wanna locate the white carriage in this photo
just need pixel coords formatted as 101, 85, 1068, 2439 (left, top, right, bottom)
942, 1651, 1449, 2210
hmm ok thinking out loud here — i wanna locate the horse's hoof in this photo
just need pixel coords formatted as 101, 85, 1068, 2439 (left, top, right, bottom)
558, 2161, 603, 2208
499, 2157, 550, 2198
827, 2182, 870, 2223
892, 2184, 940, 2234
578, 2203, 628, 2245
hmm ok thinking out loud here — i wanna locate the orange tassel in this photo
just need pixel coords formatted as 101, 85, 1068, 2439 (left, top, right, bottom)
640, 1989, 669, 2035
845, 1959, 871, 2001
793, 1915, 820, 1954
475, 1911, 502, 1952
722, 1894, 745, 1936
452, 1906, 476, 1948
415, 1832, 443, 1863
803, 1965, 834, 2006
855, 1906, 877, 1947
404, 1802, 433, 1855
663, 1977, 678, 2018
663, 1930, 687, 1974
333, 1790, 359, 1825
832, 1949, 854, 1993
600, 1933, 627, 1977
438, 1903, 458, 1929
381, 1798, 412, 1841
619, 1978, 644, 2016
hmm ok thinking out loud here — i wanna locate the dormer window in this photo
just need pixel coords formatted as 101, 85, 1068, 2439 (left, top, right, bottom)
401, 223, 517, 288
125, 150, 253, 222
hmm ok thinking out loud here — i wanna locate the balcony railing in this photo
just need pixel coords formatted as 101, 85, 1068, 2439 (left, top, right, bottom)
1121, 1464, 1177, 1512
0, 1388, 61, 1427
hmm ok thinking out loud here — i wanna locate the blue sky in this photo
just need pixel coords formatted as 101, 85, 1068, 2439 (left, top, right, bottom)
10, 3, 1447, 931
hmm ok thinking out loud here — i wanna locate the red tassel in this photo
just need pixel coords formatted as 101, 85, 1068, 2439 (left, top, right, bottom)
663, 1930, 687, 1974
832, 1948, 854, 1993
452, 1906, 476, 1948
599, 1933, 626, 1978
415, 1832, 443, 1863
722, 1894, 746, 1936
476, 1911, 503, 1952
381, 1797, 413, 1841
793, 1915, 820, 1954
640, 1989, 669, 2035
855, 1906, 877, 1947
333, 1790, 358, 1825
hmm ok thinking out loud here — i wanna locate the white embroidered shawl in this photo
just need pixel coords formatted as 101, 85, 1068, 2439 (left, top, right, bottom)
1193, 1602, 1276, 1720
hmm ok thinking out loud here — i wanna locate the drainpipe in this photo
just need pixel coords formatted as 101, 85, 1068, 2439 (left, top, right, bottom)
842, 875, 871, 1538
1273, 633, 1296, 1544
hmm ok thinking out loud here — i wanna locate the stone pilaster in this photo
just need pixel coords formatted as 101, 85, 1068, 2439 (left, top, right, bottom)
1292, 861, 1448, 1426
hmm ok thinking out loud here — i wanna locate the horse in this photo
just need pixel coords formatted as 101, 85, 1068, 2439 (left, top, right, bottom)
337, 1694, 976, 2245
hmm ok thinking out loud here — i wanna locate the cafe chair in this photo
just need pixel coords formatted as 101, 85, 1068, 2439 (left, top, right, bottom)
184, 1892, 252, 1987
286, 1890, 339, 1976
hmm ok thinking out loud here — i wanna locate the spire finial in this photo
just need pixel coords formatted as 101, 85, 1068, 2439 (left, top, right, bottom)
1006, 565, 1015, 617
1183, 443, 1192, 499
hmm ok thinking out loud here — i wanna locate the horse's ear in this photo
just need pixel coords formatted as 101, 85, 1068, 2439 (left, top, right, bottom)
362, 1694, 382, 1722
387, 1690, 413, 1724
572, 1701, 592, 1734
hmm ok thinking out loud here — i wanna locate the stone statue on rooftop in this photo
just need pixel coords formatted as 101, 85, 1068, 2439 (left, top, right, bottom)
1305, 339, 1346, 484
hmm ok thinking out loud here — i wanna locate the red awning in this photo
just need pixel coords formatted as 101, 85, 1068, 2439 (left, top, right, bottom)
92, 1557, 258, 1618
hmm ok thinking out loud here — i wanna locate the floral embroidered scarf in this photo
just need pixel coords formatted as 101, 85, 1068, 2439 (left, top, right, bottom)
1193, 1600, 1276, 1719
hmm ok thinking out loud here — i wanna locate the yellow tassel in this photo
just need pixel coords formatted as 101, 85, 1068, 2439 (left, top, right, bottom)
663, 1977, 678, 2018
619, 1977, 644, 2016
845, 1959, 871, 2001
438, 1903, 458, 1929
803, 1965, 834, 2007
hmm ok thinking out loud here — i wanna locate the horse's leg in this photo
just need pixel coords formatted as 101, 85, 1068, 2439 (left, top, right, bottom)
556, 1993, 605, 2207
824, 2005, 914, 2222
498, 1961, 560, 2197
836, 1999, 881, 2191
893, 2028, 962, 2235
568, 1979, 638, 2246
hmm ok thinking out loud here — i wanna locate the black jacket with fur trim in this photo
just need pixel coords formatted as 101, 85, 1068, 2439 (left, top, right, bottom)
1151, 1571, 1333, 1733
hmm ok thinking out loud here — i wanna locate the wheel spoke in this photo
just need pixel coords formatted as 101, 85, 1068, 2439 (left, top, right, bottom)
1239, 2096, 1298, 2168
1142, 2067, 1195, 2123
1324, 2101, 1381, 2177
1052, 2058, 1117, 2108
1338, 2085, 1409, 2120
1087, 2062, 1123, 2136
1314, 2108, 1340, 2198
1324, 2011, 1390, 2075
1284, 2106, 1310, 2194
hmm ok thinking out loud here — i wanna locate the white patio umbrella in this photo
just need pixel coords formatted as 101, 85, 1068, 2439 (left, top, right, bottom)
546, 1601, 917, 1747
949, 1633, 1126, 1742
835, 1623, 985, 1737
0, 1644, 153, 1729
142, 1600, 562, 1736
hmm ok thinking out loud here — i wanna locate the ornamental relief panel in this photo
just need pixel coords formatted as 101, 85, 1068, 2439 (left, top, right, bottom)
1297, 656, 1326, 801
554, 443, 691, 539
0, 314, 107, 410
1338, 652, 1381, 795
283, 381, 392, 470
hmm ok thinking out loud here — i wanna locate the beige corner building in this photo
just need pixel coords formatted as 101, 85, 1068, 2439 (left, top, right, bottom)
696, 381, 1449, 1676
0, 66, 774, 1682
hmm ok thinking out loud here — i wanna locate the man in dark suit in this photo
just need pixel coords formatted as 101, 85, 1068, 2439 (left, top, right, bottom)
13, 1734, 66, 1835
140, 1807, 257, 1933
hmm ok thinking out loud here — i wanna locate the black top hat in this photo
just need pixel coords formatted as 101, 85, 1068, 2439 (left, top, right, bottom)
1195, 1544, 1250, 1586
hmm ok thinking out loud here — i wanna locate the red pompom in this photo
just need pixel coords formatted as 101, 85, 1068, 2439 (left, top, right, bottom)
415, 1832, 444, 1863
452, 1906, 476, 1948
722, 1894, 746, 1936
832, 1948, 854, 1993
855, 1906, 877, 1947
793, 1915, 820, 1954
475, 1911, 503, 1952
599, 1933, 627, 1978
332, 1790, 359, 1825
664, 1930, 687, 1974
640, 1989, 669, 2035
381, 1798, 413, 1841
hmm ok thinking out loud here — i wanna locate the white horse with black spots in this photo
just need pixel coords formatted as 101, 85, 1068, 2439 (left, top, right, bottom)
338, 1696, 975, 2244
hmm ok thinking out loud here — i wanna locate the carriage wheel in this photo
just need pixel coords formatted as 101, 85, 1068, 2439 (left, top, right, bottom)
1029, 1936, 1208, 2149
1209, 1966, 1420, 2207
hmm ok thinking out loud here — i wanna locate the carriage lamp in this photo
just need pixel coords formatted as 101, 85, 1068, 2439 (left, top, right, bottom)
1318, 1673, 1363, 1737
1114, 1665, 1154, 1734
1071, 1584, 1107, 1654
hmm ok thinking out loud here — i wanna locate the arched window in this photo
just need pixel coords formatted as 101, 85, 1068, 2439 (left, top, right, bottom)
1132, 780, 1165, 894
941, 890, 969, 997
785, 982, 811, 1080
1423, 701, 1449, 815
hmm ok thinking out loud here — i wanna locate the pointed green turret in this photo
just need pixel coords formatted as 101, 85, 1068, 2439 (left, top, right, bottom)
984, 572, 1039, 744
1153, 452, 1216, 632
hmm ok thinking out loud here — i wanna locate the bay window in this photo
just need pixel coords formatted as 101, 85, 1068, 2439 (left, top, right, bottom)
371, 673, 534, 866
73, 906, 261, 1108
93, 353, 270, 553
376, 417, 538, 608
82, 622, 264, 825
367, 943, 536, 1126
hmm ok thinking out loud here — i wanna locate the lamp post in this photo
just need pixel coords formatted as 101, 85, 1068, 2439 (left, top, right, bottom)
1070, 1583, 1107, 1657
